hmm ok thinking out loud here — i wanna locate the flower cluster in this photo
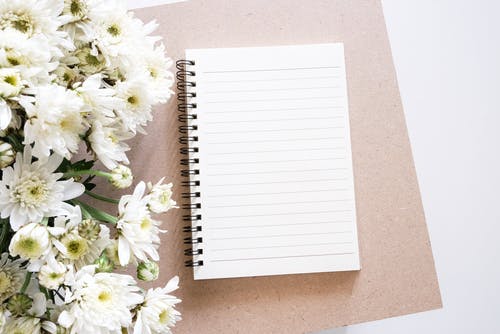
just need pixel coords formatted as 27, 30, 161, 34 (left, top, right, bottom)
0, 0, 181, 333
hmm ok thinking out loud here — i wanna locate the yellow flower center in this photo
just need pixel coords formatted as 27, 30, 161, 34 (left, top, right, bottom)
12, 174, 49, 208
127, 95, 138, 106
97, 290, 112, 303
4, 75, 18, 86
13, 237, 42, 259
107, 24, 121, 37
0, 272, 11, 294
159, 309, 170, 324
0, 11, 34, 35
64, 237, 89, 260
140, 218, 152, 231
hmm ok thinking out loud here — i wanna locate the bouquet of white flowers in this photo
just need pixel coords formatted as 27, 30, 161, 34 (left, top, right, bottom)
0, 0, 181, 333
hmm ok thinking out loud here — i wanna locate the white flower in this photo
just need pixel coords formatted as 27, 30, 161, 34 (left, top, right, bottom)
115, 75, 155, 134
88, 119, 131, 170
63, 0, 89, 22
58, 266, 143, 334
117, 182, 165, 266
9, 222, 50, 261
0, 98, 12, 130
20, 85, 87, 159
147, 178, 176, 214
134, 276, 181, 334
3, 316, 42, 334
0, 68, 23, 98
0, 253, 26, 303
0, 0, 73, 52
0, 146, 85, 231
3, 313, 55, 334
0, 140, 15, 168
38, 255, 67, 290
54, 224, 111, 270
76, 73, 124, 118
110, 164, 133, 189
131, 43, 174, 104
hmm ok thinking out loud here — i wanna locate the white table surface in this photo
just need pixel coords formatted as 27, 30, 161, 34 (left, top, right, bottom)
129, 1, 500, 333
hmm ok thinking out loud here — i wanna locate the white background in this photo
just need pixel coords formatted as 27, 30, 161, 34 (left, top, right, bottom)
128, 1, 500, 333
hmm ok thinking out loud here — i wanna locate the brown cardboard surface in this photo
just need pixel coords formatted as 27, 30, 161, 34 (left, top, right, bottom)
123, 0, 443, 332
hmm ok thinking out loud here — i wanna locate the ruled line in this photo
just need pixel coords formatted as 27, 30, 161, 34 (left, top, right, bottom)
211, 231, 352, 240
207, 177, 348, 187
203, 66, 340, 74
207, 136, 344, 145
208, 199, 352, 209
206, 188, 348, 198
206, 167, 348, 176
205, 116, 344, 125
209, 209, 352, 219
204, 86, 340, 94
211, 253, 355, 262
211, 241, 353, 251
205, 126, 344, 135
204, 75, 341, 83
209, 147, 346, 156
209, 220, 352, 230
205, 106, 343, 115
207, 96, 346, 104
207, 157, 346, 166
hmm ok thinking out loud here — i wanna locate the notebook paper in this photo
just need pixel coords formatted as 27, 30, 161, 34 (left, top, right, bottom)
185, 43, 360, 279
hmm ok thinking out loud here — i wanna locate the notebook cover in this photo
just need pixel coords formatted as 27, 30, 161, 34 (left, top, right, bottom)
122, 0, 442, 332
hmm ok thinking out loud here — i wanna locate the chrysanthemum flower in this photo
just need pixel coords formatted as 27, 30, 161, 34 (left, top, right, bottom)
0, 146, 85, 231
58, 266, 143, 333
0, 253, 26, 303
133, 276, 181, 334
116, 182, 165, 266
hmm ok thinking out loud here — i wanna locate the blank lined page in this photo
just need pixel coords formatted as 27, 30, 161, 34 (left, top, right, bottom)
185, 43, 360, 280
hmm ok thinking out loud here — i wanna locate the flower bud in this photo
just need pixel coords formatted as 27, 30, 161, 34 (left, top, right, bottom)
78, 219, 101, 241
6, 293, 32, 316
109, 165, 133, 189
0, 140, 15, 168
147, 180, 176, 214
94, 254, 114, 273
137, 261, 159, 282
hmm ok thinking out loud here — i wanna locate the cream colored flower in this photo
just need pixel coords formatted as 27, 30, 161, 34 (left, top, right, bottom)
0, 252, 26, 303
20, 85, 87, 159
0, 146, 85, 231
0, 140, 15, 168
58, 266, 143, 333
110, 164, 133, 189
117, 182, 165, 266
9, 223, 50, 261
134, 276, 181, 334
147, 178, 176, 214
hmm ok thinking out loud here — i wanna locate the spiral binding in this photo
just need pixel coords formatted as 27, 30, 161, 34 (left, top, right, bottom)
177, 60, 204, 268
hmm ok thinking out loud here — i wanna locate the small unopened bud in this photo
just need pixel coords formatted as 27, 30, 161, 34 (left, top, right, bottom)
137, 261, 159, 282
95, 254, 114, 273
109, 165, 133, 189
0, 140, 15, 168
6, 293, 32, 316
78, 219, 101, 241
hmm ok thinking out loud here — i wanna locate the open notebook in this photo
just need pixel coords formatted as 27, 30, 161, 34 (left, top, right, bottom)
178, 43, 360, 280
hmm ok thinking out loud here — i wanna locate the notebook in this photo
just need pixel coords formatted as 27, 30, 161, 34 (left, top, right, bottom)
178, 43, 360, 280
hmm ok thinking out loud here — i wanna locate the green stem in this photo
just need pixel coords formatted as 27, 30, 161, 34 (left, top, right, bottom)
85, 190, 120, 204
20, 272, 32, 294
72, 200, 118, 224
64, 169, 112, 179
79, 204, 92, 220
0, 219, 9, 253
